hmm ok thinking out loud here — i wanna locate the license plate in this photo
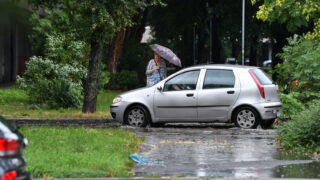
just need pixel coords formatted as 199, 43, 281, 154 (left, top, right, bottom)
273, 110, 281, 117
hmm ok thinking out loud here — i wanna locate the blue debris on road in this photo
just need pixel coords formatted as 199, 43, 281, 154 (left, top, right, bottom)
129, 153, 162, 165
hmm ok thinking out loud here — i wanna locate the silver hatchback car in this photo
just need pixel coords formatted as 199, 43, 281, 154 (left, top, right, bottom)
110, 64, 281, 129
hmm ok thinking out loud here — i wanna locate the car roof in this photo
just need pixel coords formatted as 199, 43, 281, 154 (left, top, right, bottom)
182, 64, 258, 71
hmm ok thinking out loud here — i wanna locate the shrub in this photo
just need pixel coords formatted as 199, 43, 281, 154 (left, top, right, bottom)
279, 93, 304, 118
45, 33, 89, 66
17, 57, 87, 108
106, 70, 139, 90
276, 38, 320, 103
50, 79, 82, 108
276, 102, 320, 153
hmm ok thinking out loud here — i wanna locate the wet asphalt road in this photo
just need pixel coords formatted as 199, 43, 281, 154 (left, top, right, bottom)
127, 123, 320, 179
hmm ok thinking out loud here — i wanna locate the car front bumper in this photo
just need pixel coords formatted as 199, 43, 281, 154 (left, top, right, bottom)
110, 101, 130, 123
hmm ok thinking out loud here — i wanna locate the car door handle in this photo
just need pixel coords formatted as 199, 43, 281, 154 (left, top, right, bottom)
186, 93, 194, 97
227, 90, 235, 94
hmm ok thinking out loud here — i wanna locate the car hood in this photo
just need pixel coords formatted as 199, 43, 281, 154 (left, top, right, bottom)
119, 86, 155, 99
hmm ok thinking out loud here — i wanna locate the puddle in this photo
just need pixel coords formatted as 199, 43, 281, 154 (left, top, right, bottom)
274, 161, 320, 178
133, 126, 320, 178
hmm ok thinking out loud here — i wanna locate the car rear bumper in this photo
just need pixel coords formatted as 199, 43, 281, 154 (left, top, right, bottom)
15, 171, 31, 180
255, 102, 282, 120
0, 157, 31, 180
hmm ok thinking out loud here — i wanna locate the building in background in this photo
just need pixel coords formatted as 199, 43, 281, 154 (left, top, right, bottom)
0, 1, 33, 84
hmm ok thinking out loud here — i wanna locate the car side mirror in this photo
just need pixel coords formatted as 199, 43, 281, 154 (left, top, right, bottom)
157, 86, 163, 91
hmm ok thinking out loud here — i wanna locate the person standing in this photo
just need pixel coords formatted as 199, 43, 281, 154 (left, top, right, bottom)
146, 53, 166, 87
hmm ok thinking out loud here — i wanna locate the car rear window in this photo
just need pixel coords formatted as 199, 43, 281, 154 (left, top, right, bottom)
251, 69, 273, 85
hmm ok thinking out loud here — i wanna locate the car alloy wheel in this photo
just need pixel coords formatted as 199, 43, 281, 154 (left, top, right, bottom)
233, 107, 260, 129
125, 105, 149, 127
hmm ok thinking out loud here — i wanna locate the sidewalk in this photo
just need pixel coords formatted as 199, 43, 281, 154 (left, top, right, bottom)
7, 118, 120, 127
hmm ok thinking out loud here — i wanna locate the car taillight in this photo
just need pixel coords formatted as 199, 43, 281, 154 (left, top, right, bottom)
0, 138, 19, 156
1, 170, 17, 180
249, 69, 265, 99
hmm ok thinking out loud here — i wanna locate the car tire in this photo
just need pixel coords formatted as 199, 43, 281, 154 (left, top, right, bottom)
260, 119, 275, 129
233, 107, 260, 129
124, 105, 150, 127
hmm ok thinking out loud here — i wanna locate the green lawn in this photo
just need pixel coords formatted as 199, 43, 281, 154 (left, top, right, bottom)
0, 87, 121, 118
21, 127, 143, 178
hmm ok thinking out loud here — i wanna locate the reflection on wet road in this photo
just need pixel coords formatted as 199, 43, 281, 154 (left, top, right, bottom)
129, 124, 320, 178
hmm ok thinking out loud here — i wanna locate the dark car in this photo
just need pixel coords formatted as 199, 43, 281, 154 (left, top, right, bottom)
0, 116, 30, 180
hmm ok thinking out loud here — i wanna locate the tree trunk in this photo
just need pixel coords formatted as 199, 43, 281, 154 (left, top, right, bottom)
108, 29, 126, 73
82, 39, 104, 113
106, 10, 146, 73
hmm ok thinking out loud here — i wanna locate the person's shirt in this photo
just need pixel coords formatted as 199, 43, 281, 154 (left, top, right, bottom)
146, 59, 166, 87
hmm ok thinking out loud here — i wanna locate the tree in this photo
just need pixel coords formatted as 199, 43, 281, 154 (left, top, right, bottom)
252, 0, 319, 39
29, 0, 162, 113
107, 10, 148, 73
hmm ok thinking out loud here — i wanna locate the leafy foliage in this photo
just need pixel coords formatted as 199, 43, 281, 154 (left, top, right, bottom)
17, 57, 87, 108
276, 38, 320, 103
276, 102, 320, 153
29, 4, 89, 58
252, 0, 320, 39
29, 0, 163, 112
279, 93, 304, 117
44, 34, 89, 66
30, 0, 163, 44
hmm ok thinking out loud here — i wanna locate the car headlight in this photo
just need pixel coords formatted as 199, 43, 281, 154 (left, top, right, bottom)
112, 96, 122, 104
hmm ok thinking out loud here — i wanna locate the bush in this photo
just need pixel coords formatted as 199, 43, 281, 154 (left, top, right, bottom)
276, 102, 320, 153
17, 57, 87, 109
45, 33, 89, 66
106, 70, 139, 90
279, 93, 304, 118
276, 38, 320, 103
50, 79, 82, 108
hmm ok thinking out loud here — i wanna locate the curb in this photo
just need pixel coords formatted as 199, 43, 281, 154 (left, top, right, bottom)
7, 118, 120, 128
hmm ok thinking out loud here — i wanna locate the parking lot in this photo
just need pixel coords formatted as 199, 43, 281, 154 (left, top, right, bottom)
129, 124, 320, 178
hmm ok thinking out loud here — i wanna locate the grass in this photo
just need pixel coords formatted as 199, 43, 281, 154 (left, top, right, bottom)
20, 126, 143, 178
0, 87, 121, 118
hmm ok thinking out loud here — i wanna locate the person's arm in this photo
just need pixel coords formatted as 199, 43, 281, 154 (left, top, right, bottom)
146, 66, 160, 75
146, 60, 160, 75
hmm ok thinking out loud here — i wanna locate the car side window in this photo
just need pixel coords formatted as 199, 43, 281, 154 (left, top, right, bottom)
203, 69, 235, 89
164, 70, 200, 91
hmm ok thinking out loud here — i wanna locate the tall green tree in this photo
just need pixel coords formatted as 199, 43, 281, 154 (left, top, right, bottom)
252, 0, 319, 39
29, 0, 162, 113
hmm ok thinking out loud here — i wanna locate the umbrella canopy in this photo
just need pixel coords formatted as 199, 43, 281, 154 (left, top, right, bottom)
150, 44, 181, 67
